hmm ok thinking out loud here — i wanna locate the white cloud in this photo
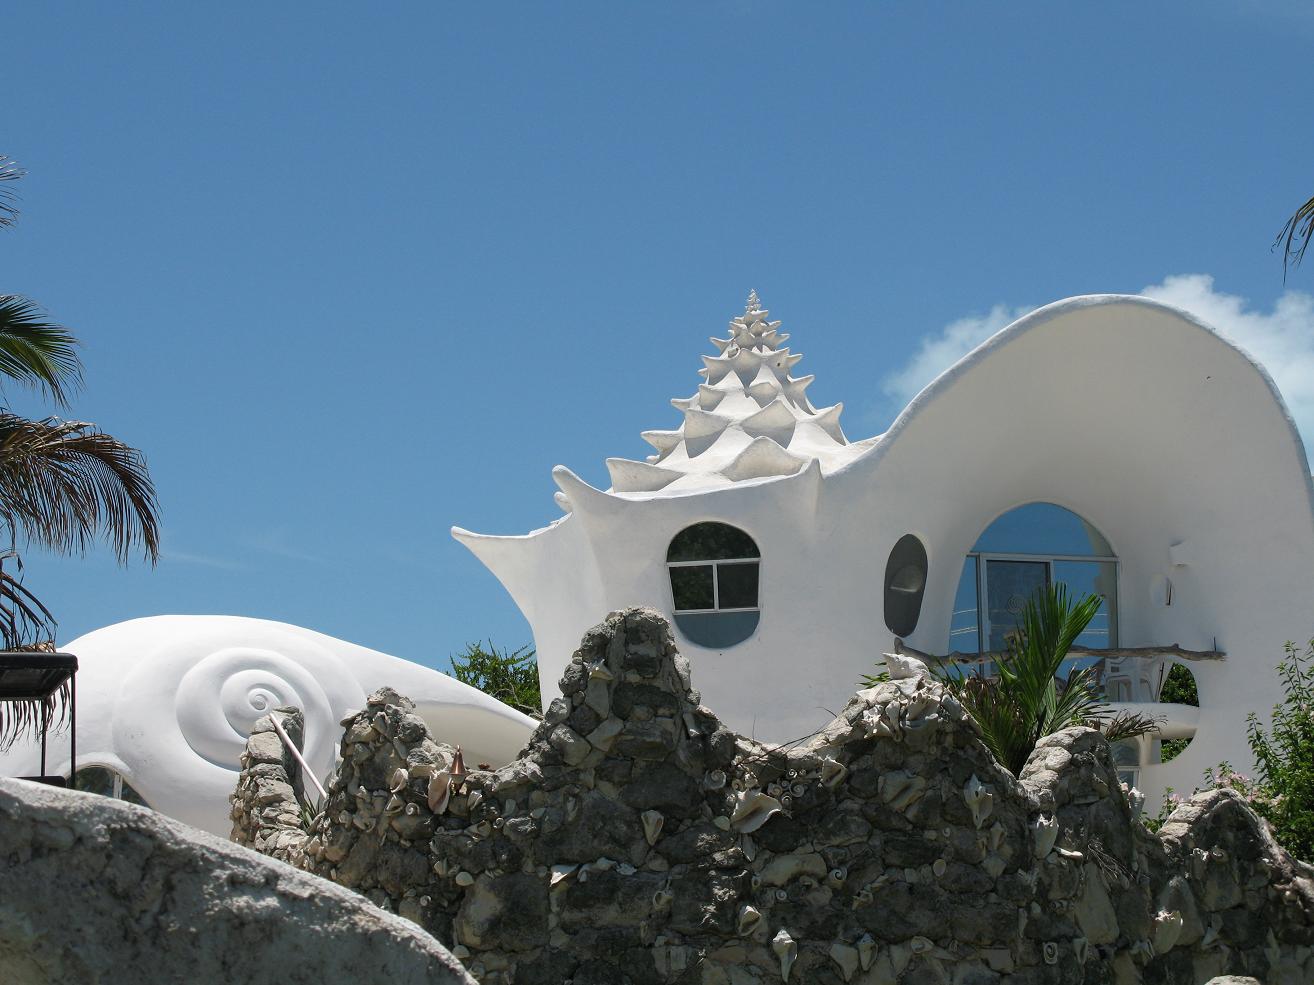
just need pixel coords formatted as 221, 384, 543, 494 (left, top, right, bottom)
1139, 274, 1314, 456
163, 548, 243, 570
881, 303, 1032, 408
882, 276, 1314, 458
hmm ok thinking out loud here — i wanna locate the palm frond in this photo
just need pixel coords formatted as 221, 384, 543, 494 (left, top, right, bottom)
0, 570, 63, 750
0, 568, 56, 649
1275, 194, 1314, 278
945, 670, 1032, 774
0, 681, 70, 753
0, 156, 22, 229
1097, 709, 1162, 743
0, 413, 160, 563
1049, 664, 1108, 732
942, 584, 1127, 775
0, 296, 82, 407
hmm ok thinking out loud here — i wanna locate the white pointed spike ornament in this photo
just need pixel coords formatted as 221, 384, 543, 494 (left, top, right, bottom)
601, 291, 870, 494
605, 459, 681, 493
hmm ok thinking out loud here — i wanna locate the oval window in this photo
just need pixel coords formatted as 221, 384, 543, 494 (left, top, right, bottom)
884, 534, 928, 638
667, 522, 761, 648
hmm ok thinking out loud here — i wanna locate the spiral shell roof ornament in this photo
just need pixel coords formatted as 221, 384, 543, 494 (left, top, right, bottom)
603, 291, 874, 495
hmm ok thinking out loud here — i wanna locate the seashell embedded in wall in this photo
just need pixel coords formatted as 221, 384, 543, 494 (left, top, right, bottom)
964, 774, 994, 830
730, 789, 783, 833
772, 929, 798, 982
641, 810, 664, 846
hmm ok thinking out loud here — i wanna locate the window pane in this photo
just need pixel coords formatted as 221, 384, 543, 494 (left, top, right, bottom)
670, 565, 714, 611
717, 562, 759, 609
667, 522, 760, 562
1054, 560, 1118, 649
949, 557, 980, 655
1111, 739, 1141, 768
972, 502, 1113, 557
119, 778, 149, 807
72, 766, 116, 797
985, 559, 1048, 652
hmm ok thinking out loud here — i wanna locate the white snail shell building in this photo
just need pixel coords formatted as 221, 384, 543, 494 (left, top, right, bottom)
0, 616, 537, 836
454, 291, 1314, 804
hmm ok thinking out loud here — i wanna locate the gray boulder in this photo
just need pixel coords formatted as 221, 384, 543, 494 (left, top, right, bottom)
0, 777, 474, 985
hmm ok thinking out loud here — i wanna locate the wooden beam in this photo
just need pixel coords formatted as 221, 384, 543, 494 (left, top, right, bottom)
893, 639, 1226, 663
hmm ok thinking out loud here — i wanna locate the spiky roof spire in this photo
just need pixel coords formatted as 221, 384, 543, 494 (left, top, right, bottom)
599, 291, 872, 495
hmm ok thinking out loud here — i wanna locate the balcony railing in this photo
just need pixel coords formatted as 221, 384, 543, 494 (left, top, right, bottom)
891, 638, 1222, 707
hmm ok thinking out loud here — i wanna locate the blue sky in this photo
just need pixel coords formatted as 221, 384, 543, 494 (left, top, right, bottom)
4, 2, 1313, 671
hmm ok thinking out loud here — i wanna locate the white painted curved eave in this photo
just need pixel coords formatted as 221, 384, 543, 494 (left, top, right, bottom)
827, 293, 1314, 805
836, 294, 1314, 522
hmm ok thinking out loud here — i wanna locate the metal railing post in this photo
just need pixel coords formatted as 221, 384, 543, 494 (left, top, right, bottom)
269, 713, 328, 803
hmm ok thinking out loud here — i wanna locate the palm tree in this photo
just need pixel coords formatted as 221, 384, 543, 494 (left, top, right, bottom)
0, 156, 23, 229
0, 156, 160, 747
1275, 193, 1314, 276
943, 583, 1157, 776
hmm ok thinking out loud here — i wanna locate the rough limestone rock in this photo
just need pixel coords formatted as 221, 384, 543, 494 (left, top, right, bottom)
0, 777, 473, 985
239, 608, 1314, 984
229, 704, 311, 864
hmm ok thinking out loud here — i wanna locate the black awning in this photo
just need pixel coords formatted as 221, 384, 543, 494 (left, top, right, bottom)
0, 652, 78, 701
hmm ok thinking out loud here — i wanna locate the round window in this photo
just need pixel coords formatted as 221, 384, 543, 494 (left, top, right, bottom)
667, 522, 761, 648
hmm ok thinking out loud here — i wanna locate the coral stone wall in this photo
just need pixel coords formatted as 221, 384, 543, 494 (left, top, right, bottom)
233, 608, 1314, 984
229, 705, 310, 862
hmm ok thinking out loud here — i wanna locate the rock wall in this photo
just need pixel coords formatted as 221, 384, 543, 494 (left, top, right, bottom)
0, 777, 473, 985
235, 608, 1314, 984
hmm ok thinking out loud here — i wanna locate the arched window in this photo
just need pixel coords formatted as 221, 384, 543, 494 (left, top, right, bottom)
667, 522, 760, 648
949, 503, 1118, 661
884, 534, 928, 638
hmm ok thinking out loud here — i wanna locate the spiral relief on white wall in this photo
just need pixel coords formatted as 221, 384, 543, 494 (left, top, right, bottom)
0, 614, 536, 836
174, 646, 352, 770
111, 624, 367, 805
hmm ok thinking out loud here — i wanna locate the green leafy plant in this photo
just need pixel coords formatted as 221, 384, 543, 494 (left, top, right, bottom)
1244, 639, 1314, 860
450, 641, 542, 718
1143, 638, 1314, 862
298, 796, 323, 833
858, 668, 890, 688
941, 583, 1158, 776
1142, 785, 1181, 833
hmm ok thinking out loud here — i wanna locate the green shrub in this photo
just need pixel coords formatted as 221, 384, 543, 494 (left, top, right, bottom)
450, 641, 542, 718
1245, 639, 1314, 860
1145, 641, 1314, 861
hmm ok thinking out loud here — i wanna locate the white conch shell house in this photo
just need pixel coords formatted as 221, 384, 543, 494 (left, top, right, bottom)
455, 292, 1314, 804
